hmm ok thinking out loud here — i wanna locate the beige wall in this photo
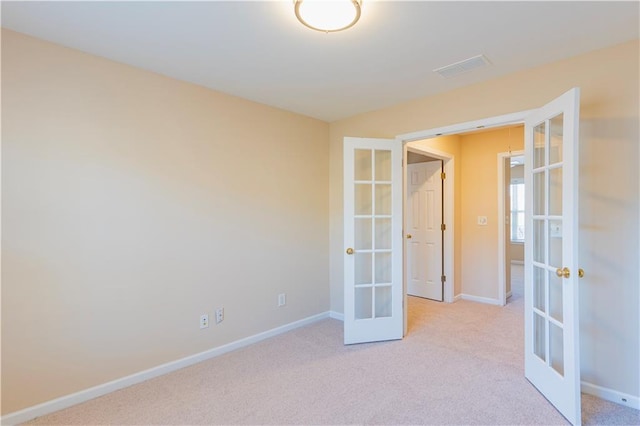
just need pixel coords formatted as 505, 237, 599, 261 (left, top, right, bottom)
458, 127, 523, 299
1, 30, 330, 414
510, 243, 524, 262
329, 40, 639, 398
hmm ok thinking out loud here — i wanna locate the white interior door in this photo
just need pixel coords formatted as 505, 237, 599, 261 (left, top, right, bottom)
406, 161, 443, 301
524, 88, 581, 425
343, 137, 403, 345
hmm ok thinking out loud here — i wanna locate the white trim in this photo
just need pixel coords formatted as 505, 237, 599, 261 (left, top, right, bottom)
498, 152, 508, 306
0, 312, 330, 426
498, 150, 525, 307
581, 381, 640, 410
329, 311, 344, 321
511, 260, 524, 265
460, 294, 502, 306
397, 110, 536, 143
453, 294, 463, 302
406, 145, 451, 162
403, 142, 409, 336
506, 291, 513, 299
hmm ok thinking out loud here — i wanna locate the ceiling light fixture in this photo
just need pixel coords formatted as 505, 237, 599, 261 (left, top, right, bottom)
294, 0, 362, 33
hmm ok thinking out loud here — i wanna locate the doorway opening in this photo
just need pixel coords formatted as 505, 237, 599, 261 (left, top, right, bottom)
403, 125, 526, 310
499, 151, 525, 306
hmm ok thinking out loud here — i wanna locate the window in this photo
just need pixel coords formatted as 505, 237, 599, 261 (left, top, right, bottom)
510, 182, 525, 241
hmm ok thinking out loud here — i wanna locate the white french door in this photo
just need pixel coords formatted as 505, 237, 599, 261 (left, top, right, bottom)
524, 88, 581, 425
343, 137, 403, 345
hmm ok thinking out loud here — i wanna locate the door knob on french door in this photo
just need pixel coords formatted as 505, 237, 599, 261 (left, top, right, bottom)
556, 267, 571, 279
578, 268, 585, 278
346, 248, 354, 255
406, 234, 412, 239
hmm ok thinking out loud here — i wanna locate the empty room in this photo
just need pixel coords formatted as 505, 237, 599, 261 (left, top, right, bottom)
2, 1, 639, 425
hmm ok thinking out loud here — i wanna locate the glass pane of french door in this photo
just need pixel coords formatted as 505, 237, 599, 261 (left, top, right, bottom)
531, 115, 566, 377
353, 148, 393, 320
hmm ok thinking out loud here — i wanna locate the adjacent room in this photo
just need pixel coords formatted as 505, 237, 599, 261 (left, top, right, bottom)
2, 1, 639, 425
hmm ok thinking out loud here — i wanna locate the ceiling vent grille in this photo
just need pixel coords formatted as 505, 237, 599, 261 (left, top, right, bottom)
433, 54, 491, 79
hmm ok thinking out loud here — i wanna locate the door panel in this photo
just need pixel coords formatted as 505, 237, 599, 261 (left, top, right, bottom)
406, 161, 443, 301
524, 88, 581, 425
344, 137, 403, 344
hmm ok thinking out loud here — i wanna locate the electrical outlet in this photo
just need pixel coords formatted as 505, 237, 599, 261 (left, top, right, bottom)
278, 293, 286, 307
477, 216, 488, 226
200, 314, 209, 329
215, 307, 224, 324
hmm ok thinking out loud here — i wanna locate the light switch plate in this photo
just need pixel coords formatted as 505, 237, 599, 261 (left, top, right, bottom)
478, 216, 488, 226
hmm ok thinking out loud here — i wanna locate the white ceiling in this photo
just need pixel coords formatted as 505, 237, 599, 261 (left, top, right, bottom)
2, 1, 638, 122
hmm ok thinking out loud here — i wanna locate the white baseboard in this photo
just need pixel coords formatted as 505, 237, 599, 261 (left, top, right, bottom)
453, 294, 462, 302
581, 381, 640, 410
329, 311, 344, 321
460, 294, 502, 306
1, 311, 330, 426
506, 291, 513, 299
511, 260, 524, 265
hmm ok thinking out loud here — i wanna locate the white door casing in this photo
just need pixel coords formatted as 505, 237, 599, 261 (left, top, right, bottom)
343, 137, 403, 345
498, 149, 525, 306
524, 88, 581, 425
406, 161, 443, 301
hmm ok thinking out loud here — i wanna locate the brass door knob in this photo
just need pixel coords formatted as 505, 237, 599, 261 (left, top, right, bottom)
346, 248, 354, 255
406, 234, 412, 239
578, 268, 585, 278
556, 267, 570, 279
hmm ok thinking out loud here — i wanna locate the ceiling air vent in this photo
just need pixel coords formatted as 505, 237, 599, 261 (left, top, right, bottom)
433, 54, 491, 79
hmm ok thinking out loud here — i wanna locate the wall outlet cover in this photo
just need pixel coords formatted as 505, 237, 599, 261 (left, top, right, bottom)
200, 314, 209, 329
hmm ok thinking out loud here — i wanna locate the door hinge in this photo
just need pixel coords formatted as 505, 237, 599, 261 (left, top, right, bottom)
441, 172, 446, 180
441, 224, 446, 231
441, 275, 447, 282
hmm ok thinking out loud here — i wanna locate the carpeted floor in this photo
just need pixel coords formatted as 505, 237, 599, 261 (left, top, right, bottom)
26, 265, 639, 425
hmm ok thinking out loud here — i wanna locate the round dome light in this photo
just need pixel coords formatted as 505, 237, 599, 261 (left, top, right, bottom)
294, 0, 362, 33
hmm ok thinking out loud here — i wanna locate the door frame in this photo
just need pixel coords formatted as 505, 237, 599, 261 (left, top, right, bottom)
397, 109, 535, 316
498, 149, 525, 306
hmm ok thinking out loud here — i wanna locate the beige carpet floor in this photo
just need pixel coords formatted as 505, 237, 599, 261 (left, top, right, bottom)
26, 265, 639, 425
